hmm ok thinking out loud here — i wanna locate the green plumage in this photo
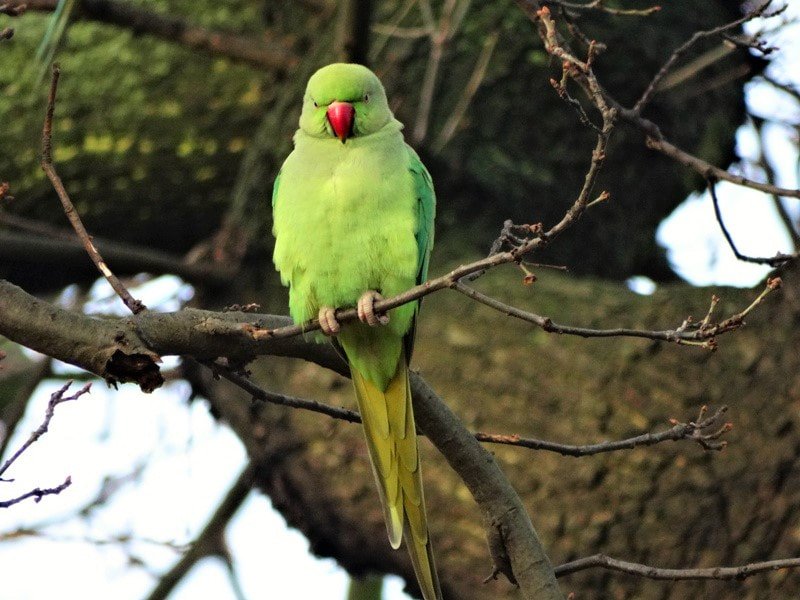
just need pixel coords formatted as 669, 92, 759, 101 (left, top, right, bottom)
272, 64, 440, 599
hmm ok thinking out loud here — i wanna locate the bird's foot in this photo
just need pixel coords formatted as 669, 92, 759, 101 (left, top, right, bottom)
357, 290, 389, 327
318, 306, 340, 335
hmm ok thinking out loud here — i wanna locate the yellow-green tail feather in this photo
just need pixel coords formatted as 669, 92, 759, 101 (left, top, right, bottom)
351, 358, 442, 600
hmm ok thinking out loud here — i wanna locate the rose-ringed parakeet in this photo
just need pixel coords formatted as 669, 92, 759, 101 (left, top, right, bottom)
272, 63, 440, 599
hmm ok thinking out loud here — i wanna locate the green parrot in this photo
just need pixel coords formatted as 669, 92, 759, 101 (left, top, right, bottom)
271, 63, 440, 599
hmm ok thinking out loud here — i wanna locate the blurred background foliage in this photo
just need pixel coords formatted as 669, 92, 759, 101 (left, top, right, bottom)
0, 0, 763, 289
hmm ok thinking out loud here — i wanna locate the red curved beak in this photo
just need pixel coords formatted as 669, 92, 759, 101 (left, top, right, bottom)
327, 101, 355, 143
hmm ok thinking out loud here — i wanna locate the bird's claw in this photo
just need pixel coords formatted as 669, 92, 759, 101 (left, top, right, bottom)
357, 290, 389, 327
318, 306, 340, 335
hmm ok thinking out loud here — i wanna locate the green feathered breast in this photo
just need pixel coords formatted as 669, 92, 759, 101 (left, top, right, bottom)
272, 119, 434, 389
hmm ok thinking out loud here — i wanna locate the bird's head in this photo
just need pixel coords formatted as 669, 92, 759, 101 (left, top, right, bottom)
299, 63, 393, 143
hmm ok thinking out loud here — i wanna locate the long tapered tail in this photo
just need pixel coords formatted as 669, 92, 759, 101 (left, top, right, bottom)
351, 357, 442, 600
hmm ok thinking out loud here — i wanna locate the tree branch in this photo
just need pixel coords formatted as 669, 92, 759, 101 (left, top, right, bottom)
40, 65, 146, 315
0, 381, 89, 509
513, 0, 800, 202
0, 230, 237, 287
554, 553, 800, 581
0, 476, 72, 508
476, 405, 732, 455
0, 381, 90, 479
633, 0, 778, 112
205, 359, 733, 456
453, 277, 781, 350
708, 178, 797, 267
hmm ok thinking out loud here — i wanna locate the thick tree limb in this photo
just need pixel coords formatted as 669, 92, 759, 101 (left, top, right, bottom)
0, 230, 236, 287
0, 280, 562, 597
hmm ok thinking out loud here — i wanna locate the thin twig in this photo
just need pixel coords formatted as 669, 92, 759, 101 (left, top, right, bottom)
555, 553, 800, 581
476, 405, 731, 455
0, 476, 72, 508
452, 276, 781, 349
761, 73, 800, 103
513, 1, 800, 201
634, 0, 777, 113
0, 381, 90, 478
40, 64, 147, 314
0, 381, 88, 509
208, 360, 730, 456
203, 359, 361, 424
708, 178, 796, 267
754, 123, 800, 248
548, 0, 661, 17
412, 0, 454, 144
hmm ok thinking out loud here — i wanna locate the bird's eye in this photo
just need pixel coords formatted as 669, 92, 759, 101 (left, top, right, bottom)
363, 93, 370, 103
313, 100, 318, 108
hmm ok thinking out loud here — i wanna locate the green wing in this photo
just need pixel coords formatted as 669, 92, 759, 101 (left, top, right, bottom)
271, 168, 283, 209
404, 146, 435, 361
408, 146, 435, 286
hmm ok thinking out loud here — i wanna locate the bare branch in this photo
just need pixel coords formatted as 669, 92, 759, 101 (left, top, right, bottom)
555, 553, 800, 581
547, 0, 661, 17
412, 0, 452, 144
40, 65, 146, 315
753, 122, 800, 248
643, 134, 800, 199
0, 381, 88, 509
0, 381, 90, 479
514, 1, 800, 201
202, 359, 361, 424
634, 0, 779, 113
0, 476, 72, 508
708, 178, 796, 267
206, 358, 732, 459
761, 73, 800, 104
0, 229, 236, 287
453, 276, 781, 350
478, 405, 731, 456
